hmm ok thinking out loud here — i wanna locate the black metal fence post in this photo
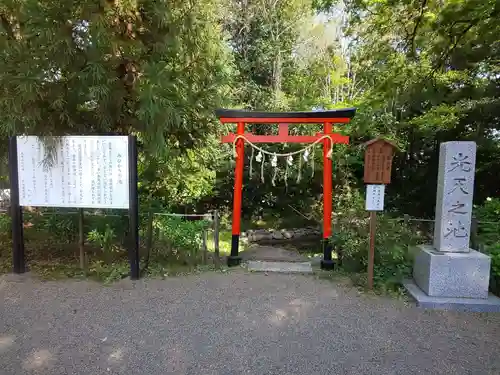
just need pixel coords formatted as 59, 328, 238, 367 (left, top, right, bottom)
128, 135, 139, 280
213, 210, 220, 268
470, 215, 478, 250
8, 137, 25, 274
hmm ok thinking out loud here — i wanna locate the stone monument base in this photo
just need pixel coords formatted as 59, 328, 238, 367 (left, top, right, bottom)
403, 280, 500, 312
412, 244, 491, 299
403, 244, 500, 312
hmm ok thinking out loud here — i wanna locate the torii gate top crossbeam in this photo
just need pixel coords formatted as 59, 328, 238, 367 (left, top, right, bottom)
215, 108, 356, 124
216, 108, 355, 144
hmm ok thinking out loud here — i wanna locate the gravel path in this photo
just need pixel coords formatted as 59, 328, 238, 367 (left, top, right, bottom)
1, 270, 499, 375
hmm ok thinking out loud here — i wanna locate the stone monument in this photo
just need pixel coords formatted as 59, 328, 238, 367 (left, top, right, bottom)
404, 141, 500, 311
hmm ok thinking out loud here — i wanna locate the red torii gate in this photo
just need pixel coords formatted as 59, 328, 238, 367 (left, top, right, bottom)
216, 108, 356, 269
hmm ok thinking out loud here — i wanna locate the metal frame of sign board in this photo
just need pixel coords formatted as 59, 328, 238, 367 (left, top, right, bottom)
8, 135, 140, 280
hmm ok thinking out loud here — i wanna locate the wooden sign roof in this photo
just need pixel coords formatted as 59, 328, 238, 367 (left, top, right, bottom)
362, 137, 398, 149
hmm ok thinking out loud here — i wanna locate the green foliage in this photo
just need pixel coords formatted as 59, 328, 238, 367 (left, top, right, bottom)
0, 209, 216, 282
226, 0, 315, 109
330, 188, 426, 291
87, 225, 119, 254
155, 216, 210, 262
139, 146, 220, 209
1, 0, 500, 290
489, 245, 500, 277
475, 197, 500, 246
484, 242, 500, 295
206, 229, 233, 254
477, 196, 500, 220
29, 213, 78, 243
0, 0, 233, 146
0, 214, 11, 273
21, 211, 128, 245
87, 260, 129, 284
338, 214, 423, 278
372, 220, 423, 290
0, 0, 234, 216
474, 198, 500, 294
0, 213, 11, 234
341, 0, 500, 216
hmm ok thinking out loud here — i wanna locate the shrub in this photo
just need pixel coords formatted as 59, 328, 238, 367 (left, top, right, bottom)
21, 210, 129, 245
154, 215, 210, 264
474, 198, 500, 295
373, 218, 424, 289
87, 225, 120, 254
331, 189, 426, 290
475, 197, 500, 247
0, 213, 11, 234
0, 214, 11, 272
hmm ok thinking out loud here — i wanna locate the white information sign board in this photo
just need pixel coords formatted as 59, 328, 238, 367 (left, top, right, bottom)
17, 136, 129, 209
365, 184, 385, 211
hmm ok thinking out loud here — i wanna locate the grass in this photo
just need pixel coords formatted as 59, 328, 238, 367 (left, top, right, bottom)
145, 262, 230, 280
0, 241, 224, 283
0, 229, 225, 283
0, 218, 239, 283
0, 227, 409, 300
0, 213, 405, 298
205, 229, 249, 254
205, 229, 233, 254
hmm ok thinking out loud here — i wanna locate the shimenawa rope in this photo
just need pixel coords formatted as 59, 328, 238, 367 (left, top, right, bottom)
231, 134, 334, 184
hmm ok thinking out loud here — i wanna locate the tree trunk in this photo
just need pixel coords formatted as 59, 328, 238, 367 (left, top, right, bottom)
272, 50, 282, 102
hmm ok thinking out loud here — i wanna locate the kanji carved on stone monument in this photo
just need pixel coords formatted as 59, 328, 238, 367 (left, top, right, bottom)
433, 142, 476, 252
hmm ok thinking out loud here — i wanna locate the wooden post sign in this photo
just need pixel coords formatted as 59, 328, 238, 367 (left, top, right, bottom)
363, 138, 395, 184
363, 138, 397, 289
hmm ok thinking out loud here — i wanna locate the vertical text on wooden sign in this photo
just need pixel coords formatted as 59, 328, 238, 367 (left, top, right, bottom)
364, 142, 394, 184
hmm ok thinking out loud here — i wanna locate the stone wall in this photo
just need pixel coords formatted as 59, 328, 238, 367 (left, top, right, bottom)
244, 227, 321, 243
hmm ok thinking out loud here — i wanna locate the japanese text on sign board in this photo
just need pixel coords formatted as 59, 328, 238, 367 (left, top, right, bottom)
17, 136, 129, 209
365, 184, 385, 211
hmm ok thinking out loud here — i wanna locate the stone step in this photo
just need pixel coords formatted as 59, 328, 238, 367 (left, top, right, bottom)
247, 260, 313, 274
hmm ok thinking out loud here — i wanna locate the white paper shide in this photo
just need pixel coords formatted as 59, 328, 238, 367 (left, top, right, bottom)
365, 184, 385, 211
17, 136, 129, 209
